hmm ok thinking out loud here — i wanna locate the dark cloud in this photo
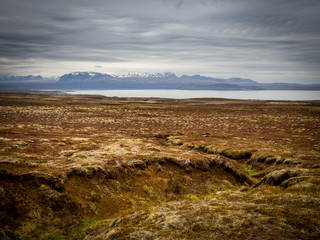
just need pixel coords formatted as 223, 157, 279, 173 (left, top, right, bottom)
0, 0, 319, 83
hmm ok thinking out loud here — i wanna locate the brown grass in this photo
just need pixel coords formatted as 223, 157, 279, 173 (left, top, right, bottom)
0, 92, 319, 239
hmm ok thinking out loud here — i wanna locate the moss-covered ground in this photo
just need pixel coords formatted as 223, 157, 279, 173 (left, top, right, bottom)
0, 92, 319, 239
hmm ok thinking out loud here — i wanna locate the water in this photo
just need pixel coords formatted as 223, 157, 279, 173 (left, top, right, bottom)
66, 90, 320, 100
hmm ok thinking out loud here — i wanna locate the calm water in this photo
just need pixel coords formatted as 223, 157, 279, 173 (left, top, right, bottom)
67, 90, 320, 100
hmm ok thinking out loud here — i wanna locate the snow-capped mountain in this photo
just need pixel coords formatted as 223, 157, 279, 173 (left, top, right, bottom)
116, 72, 177, 79
59, 72, 114, 82
1, 71, 319, 90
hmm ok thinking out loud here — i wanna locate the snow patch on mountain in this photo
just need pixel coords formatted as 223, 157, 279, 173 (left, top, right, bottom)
116, 72, 177, 79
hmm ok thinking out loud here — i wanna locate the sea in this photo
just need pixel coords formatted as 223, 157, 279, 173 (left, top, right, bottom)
66, 90, 320, 101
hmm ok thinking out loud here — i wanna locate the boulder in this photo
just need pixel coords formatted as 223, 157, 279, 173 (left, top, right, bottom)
254, 169, 307, 187
248, 153, 283, 165
280, 176, 310, 188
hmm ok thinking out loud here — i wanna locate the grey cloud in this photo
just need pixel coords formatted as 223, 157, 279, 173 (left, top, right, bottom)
0, 0, 319, 83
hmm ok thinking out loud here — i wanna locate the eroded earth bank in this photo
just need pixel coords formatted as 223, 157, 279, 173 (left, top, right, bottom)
0, 93, 320, 239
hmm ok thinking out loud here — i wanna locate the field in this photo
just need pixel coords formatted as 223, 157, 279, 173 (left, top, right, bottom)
0, 92, 320, 239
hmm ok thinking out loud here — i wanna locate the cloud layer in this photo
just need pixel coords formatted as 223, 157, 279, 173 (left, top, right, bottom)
0, 0, 319, 83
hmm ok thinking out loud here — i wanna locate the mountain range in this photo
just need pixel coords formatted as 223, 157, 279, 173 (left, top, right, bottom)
0, 72, 319, 91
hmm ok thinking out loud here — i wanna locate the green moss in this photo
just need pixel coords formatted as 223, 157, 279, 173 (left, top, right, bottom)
245, 166, 256, 176
222, 180, 234, 189
78, 218, 99, 229
210, 184, 218, 191
189, 194, 198, 200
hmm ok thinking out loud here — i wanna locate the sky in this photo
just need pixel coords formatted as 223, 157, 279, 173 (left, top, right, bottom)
0, 0, 319, 83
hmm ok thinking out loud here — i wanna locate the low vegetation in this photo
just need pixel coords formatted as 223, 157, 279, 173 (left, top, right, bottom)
0, 92, 319, 239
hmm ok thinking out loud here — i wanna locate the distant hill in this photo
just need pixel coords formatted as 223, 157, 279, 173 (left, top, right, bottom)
0, 72, 319, 90
0, 75, 44, 82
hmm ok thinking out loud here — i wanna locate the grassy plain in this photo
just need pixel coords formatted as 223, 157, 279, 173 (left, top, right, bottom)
0, 92, 320, 239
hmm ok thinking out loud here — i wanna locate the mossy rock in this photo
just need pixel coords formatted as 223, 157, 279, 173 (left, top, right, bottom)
255, 169, 308, 187
280, 176, 310, 188
220, 149, 253, 160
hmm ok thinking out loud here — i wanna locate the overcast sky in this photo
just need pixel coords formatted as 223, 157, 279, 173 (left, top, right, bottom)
0, 0, 319, 83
